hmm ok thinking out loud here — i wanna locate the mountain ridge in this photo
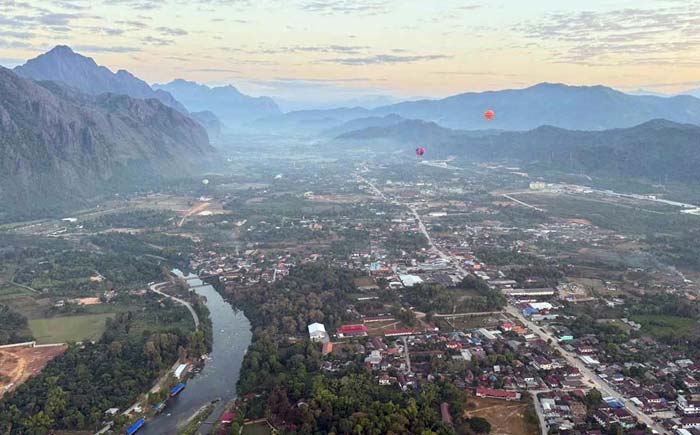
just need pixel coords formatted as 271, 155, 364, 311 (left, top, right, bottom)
154, 79, 280, 126
14, 45, 187, 113
0, 66, 213, 216
335, 118, 700, 183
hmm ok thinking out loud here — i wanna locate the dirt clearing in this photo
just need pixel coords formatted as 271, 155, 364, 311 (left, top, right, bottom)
465, 397, 538, 435
0, 344, 67, 398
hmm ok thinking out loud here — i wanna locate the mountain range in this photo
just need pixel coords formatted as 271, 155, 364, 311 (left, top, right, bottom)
154, 79, 280, 126
0, 66, 212, 216
336, 118, 700, 183
262, 83, 700, 133
14, 46, 187, 113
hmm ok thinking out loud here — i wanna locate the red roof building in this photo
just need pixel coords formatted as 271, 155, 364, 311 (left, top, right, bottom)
219, 411, 236, 425
476, 387, 521, 401
336, 324, 368, 337
322, 342, 333, 355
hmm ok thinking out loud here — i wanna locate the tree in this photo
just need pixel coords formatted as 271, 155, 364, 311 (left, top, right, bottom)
584, 388, 603, 408
468, 417, 492, 433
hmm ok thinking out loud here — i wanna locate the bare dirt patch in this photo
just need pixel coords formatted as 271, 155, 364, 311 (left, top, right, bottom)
0, 345, 67, 398
465, 397, 538, 435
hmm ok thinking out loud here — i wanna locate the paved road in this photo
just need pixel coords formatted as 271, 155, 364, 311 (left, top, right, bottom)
358, 170, 667, 434
529, 390, 549, 435
150, 282, 200, 330
502, 193, 545, 212
506, 305, 666, 434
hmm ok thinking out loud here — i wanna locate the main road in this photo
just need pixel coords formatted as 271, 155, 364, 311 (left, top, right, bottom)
149, 282, 200, 330
505, 305, 666, 434
356, 173, 468, 279
357, 172, 665, 434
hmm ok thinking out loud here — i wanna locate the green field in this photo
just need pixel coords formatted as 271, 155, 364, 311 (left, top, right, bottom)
28, 313, 115, 344
630, 314, 700, 338
242, 422, 273, 435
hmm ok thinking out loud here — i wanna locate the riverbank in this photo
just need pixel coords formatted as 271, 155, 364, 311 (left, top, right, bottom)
135, 272, 251, 435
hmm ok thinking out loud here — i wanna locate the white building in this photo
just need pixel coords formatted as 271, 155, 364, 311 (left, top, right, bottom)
308, 323, 329, 343
399, 274, 423, 287
174, 363, 188, 380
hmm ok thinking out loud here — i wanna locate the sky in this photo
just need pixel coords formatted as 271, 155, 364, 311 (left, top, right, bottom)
2, 0, 700, 105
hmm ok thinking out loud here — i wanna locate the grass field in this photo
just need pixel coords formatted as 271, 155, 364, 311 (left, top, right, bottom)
630, 314, 700, 338
242, 422, 273, 435
28, 313, 115, 344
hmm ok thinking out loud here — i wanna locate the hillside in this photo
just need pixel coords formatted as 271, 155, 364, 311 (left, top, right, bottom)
14, 46, 187, 113
0, 67, 213, 216
336, 119, 700, 183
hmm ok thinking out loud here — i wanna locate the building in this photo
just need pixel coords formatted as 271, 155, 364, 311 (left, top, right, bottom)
308, 323, 329, 343
504, 288, 556, 297
322, 342, 333, 356
476, 387, 521, 401
174, 363, 188, 380
399, 274, 423, 287
678, 395, 700, 415
384, 329, 416, 337
336, 324, 368, 338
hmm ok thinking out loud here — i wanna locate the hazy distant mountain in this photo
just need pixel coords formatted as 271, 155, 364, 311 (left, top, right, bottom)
154, 79, 280, 126
0, 67, 212, 215
372, 83, 700, 131
275, 94, 403, 112
14, 45, 187, 113
321, 114, 407, 137
255, 107, 372, 133
190, 110, 223, 139
680, 89, 700, 99
627, 89, 670, 97
337, 118, 700, 183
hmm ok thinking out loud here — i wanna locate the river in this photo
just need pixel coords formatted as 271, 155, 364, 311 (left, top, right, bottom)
138, 271, 252, 435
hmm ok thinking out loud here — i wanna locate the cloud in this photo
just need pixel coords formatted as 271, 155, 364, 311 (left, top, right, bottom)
36, 12, 83, 25
0, 30, 35, 39
326, 54, 452, 65
262, 44, 367, 55
72, 44, 140, 53
156, 26, 188, 36
515, 5, 700, 65
299, 0, 391, 15
87, 26, 126, 36
0, 39, 33, 49
104, 0, 164, 10
142, 36, 174, 46
189, 68, 242, 73
115, 19, 149, 29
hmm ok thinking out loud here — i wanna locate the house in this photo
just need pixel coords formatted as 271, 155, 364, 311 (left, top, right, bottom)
379, 374, 391, 385
384, 329, 416, 337
678, 395, 700, 415
533, 356, 555, 371
308, 323, 329, 343
365, 350, 382, 366
685, 377, 700, 389
680, 416, 700, 429
219, 411, 236, 425
476, 387, 521, 401
322, 342, 333, 356
336, 324, 368, 338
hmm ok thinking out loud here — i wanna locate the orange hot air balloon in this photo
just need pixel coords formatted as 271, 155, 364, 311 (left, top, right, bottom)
484, 110, 495, 121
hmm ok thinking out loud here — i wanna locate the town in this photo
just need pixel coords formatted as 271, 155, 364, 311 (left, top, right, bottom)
2, 154, 699, 435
